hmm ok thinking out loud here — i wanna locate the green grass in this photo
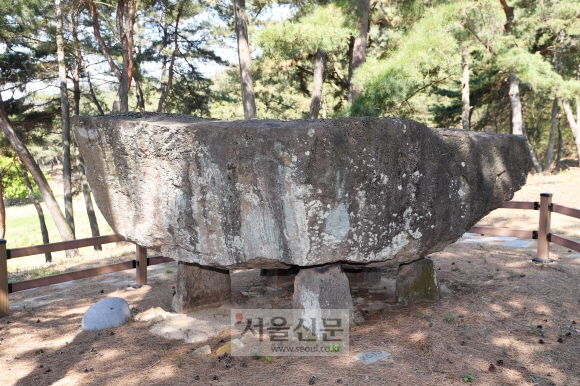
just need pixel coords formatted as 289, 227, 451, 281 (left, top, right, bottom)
4, 173, 124, 280
444, 314, 457, 323
5, 193, 113, 249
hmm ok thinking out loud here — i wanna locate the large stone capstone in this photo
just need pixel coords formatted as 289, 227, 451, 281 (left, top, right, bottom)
72, 113, 530, 269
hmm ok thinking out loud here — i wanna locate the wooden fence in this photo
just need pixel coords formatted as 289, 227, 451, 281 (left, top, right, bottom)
0, 192, 579, 318
0, 235, 174, 317
469, 193, 580, 261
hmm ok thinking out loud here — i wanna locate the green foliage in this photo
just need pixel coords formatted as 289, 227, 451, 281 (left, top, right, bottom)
258, 5, 354, 59
444, 314, 457, 323
351, 3, 463, 117
0, 157, 40, 201
462, 373, 474, 382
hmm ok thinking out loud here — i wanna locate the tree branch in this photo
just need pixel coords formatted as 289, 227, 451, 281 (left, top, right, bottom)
87, 0, 121, 80
399, 74, 454, 110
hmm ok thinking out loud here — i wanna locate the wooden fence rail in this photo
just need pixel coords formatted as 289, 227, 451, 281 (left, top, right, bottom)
468, 192, 580, 261
0, 236, 175, 317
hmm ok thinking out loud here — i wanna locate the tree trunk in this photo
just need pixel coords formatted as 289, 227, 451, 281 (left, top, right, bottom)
134, 75, 145, 112
562, 98, 580, 162
71, 5, 82, 116
0, 181, 5, 239
500, 1, 523, 136
556, 116, 562, 171
157, 5, 183, 113
0, 96, 75, 248
522, 124, 542, 173
544, 30, 564, 174
508, 74, 523, 135
55, 0, 75, 238
461, 45, 470, 130
544, 97, 559, 173
499, 0, 514, 33
88, 0, 135, 113
19, 161, 52, 262
87, 72, 105, 115
234, 0, 257, 119
347, 0, 370, 103
118, 0, 135, 113
309, 49, 327, 119
76, 148, 102, 250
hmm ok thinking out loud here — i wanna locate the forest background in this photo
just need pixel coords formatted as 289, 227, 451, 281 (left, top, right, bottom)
0, 0, 579, 250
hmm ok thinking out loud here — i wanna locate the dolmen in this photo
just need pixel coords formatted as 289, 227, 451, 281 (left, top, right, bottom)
72, 113, 531, 316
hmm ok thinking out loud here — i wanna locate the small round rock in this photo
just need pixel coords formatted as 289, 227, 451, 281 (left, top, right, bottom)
82, 297, 131, 331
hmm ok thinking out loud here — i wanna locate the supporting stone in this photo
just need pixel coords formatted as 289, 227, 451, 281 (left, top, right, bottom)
344, 267, 382, 288
395, 258, 440, 304
261, 266, 299, 288
172, 262, 231, 313
293, 263, 354, 324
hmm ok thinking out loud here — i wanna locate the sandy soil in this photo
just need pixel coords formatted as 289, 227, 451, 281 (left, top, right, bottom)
1, 168, 580, 386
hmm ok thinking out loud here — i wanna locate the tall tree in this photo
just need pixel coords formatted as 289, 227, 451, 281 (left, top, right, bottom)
258, 5, 353, 119
499, 0, 523, 135
347, 0, 370, 104
76, 149, 102, 249
562, 98, 580, 162
0, 95, 75, 247
0, 159, 16, 239
88, 0, 136, 112
18, 160, 52, 262
54, 0, 75, 237
234, 0, 257, 119
544, 30, 565, 173
460, 44, 470, 130
310, 49, 327, 119
157, 2, 184, 112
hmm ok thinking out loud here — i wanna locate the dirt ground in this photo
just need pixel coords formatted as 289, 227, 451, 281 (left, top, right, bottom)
1, 168, 580, 386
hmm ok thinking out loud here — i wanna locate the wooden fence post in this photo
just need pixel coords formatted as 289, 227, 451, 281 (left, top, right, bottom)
0, 239, 9, 317
136, 245, 147, 286
536, 193, 553, 263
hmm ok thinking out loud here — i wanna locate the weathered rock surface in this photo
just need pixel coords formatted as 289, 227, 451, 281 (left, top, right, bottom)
72, 113, 530, 269
395, 258, 440, 304
82, 297, 131, 331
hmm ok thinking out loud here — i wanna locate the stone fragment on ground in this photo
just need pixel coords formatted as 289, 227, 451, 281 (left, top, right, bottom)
82, 297, 131, 331
149, 307, 231, 344
191, 345, 211, 356
135, 307, 171, 326
352, 351, 394, 365
215, 338, 244, 355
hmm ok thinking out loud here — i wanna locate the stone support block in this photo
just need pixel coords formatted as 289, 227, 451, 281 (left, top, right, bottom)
293, 263, 354, 324
395, 258, 439, 304
172, 262, 231, 313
